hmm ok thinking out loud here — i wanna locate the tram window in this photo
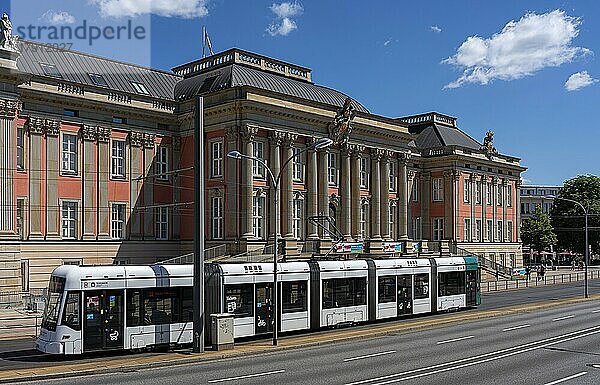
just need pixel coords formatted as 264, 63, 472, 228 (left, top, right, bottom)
414, 274, 429, 299
181, 287, 193, 322
142, 288, 180, 325
323, 278, 367, 309
224, 284, 253, 317
378, 277, 396, 303
127, 290, 142, 327
41, 276, 66, 331
61, 291, 81, 331
282, 281, 307, 313
438, 272, 466, 296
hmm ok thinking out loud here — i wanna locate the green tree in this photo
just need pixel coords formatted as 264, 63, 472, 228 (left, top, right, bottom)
551, 175, 600, 255
522, 205, 558, 254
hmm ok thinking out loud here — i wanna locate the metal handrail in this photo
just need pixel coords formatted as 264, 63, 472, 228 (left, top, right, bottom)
481, 270, 599, 292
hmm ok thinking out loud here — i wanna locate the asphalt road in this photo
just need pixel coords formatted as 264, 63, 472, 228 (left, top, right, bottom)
2, 279, 600, 381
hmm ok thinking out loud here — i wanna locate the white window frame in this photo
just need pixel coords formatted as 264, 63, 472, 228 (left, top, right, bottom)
389, 205, 394, 237
507, 221, 513, 242
432, 178, 443, 202
433, 218, 444, 241
16, 198, 25, 240
497, 220, 503, 242
487, 219, 493, 241
211, 196, 223, 239
412, 217, 422, 240
476, 219, 482, 242
210, 139, 224, 178
411, 179, 419, 202
497, 185, 503, 206
155, 206, 169, 240
61, 133, 78, 175
111, 140, 126, 178
16, 126, 25, 171
252, 194, 266, 239
292, 147, 304, 182
389, 161, 397, 192
464, 179, 471, 203
476, 181, 482, 204
61, 200, 78, 239
292, 198, 303, 239
252, 141, 265, 178
156, 146, 169, 181
486, 183, 492, 205
111, 203, 126, 239
507, 185, 513, 207
359, 157, 369, 188
328, 152, 338, 186
359, 203, 368, 240
464, 218, 471, 241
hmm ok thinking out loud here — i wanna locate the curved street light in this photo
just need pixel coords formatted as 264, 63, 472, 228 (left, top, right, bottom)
546, 195, 589, 298
228, 136, 333, 345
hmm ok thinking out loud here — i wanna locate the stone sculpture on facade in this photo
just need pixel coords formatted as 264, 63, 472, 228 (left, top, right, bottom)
482, 130, 497, 159
0, 13, 18, 51
328, 97, 356, 145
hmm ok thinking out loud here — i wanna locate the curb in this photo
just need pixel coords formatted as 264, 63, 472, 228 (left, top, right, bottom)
1, 294, 599, 384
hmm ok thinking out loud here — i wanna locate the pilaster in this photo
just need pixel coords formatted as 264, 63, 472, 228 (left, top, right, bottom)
128, 131, 144, 239
224, 127, 239, 239
268, 131, 284, 239
172, 136, 181, 240
0, 100, 20, 235
398, 152, 410, 240
44, 119, 60, 240
340, 143, 353, 240
81, 125, 97, 240
142, 133, 155, 239
282, 132, 297, 240
306, 137, 319, 240
25, 117, 44, 239
240, 124, 258, 239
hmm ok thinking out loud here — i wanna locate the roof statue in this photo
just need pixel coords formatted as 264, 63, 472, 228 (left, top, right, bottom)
328, 97, 356, 145
0, 13, 18, 52
481, 130, 497, 158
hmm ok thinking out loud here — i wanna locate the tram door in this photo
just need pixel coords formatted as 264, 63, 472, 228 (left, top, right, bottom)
466, 270, 479, 306
83, 290, 124, 351
397, 276, 413, 316
255, 283, 273, 334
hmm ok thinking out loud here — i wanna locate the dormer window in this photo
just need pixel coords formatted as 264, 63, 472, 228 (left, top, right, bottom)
89, 73, 108, 87
131, 81, 149, 95
40, 63, 62, 78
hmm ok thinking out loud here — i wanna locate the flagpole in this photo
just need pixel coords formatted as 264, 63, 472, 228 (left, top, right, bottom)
202, 26, 206, 58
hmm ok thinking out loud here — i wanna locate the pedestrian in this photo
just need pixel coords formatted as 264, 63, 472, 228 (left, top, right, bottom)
525, 266, 531, 280
571, 260, 575, 271
539, 265, 546, 281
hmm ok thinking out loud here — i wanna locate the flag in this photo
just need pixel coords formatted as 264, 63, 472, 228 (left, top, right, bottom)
204, 27, 214, 56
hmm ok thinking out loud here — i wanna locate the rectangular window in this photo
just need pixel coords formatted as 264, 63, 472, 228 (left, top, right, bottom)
252, 194, 265, 239
142, 288, 180, 325
322, 277, 367, 309
476, 181, 482, 204
63, 109, 78, 117
40, 63, 62, 78
464, 218, 471, 241
89, 73, 108, 87
282, 281, 307, 313
252, 141, 265, 178
62, 133, 78, 174
111, 203, 125, 239
292, 147, 304, 182
111, 140, 126, 178
61, 291, 81, 331
389, 161, 397, 192
210, 140, 223, 178
155, 206, 168, 240
389, 205, 394, 238
497, 185, 503, 206
292, 198, 303, 239
224, 284, 253, 317
411, 179, 419, 202
378, 276, 396, 303
487, 219, 493, 241
521, 202, 525, 214
438, 272, 466, 296
360, 204, 368, 240
359, 157, 368, 188
507, 221, 513, 242
432, 178, 443, 202
486, 183, 492, 205
21, 260, 30, 292
507, 186, 513, 207
414, 274, 429, 299
112, 116, 126, 124
433, 218, 444, 241
131, 81, 150, 95
464, 179, 471, 203
156, 146, 169, 181
16, 126, 24, 170
328, 152, 337, 185
497, 220, 503, 242
476, 219, 482, 242
412, 217, 422, 240
211, 196, 223, 239
61, 201, 77, 239
16, 198, 24, 240
126, 290, 142, 327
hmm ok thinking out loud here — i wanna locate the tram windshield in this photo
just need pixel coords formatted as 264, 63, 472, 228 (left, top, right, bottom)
41, 276, 66, 331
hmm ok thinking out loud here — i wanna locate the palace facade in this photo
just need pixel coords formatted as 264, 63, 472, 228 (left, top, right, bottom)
0, 41, 525, 294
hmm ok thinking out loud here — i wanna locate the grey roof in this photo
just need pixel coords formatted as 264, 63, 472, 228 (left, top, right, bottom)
174, 63, 369, 113
411, 123, 482, 150
16, 40, 181, 100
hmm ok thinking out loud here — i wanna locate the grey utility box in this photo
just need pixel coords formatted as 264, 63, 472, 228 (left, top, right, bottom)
210, 313, 234, 351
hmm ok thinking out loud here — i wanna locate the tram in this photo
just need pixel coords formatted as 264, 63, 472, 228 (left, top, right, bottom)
36, 256, 480, 354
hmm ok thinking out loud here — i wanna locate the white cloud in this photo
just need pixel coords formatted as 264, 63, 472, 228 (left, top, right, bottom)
430, 25, 442, 33
40, 10, 76, 24
443, 10, 590, 89
267, 2, 303, 36
90, 0, 208, 18
564, 71, 597, 91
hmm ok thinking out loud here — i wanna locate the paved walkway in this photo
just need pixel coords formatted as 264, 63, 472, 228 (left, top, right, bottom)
0, 310, 40, 341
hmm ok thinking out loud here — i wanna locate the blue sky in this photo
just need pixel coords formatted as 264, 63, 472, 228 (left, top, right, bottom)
4, 1, 600, 186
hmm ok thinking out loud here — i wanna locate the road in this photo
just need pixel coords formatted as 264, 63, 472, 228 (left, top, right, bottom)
2, 280, 600, 384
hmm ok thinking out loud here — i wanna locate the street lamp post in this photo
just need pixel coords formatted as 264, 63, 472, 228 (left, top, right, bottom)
228, 137, 333, 346
547, 195, 589, 298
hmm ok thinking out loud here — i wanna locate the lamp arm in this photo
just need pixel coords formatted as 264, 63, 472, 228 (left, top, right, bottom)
277, 145, 312, 182
236, 153, 278, 188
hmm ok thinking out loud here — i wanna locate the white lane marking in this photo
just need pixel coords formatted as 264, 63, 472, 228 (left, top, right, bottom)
344, 350, 397, 362
503, 324, 531, 332
344, 326, 600, 385
544, 372, 587, 385
592, 309, 600, 313
436, 335, 474, 345
552, 315, 575, 322
208, 369, 285, 383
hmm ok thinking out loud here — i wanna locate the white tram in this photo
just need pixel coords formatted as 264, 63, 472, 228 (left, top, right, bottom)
36, 257, 480, 354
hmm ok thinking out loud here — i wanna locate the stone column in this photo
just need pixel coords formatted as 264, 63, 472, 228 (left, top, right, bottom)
240, 125, 258, 239
317, 147, 329, 238
443, 170, 454, 240
268, 132, 284, 239
351, 146, 362, 240
142, 133, 155, 239
516, 179, 522, 242
470, 174, 476, 241
81, 125, 97, 240
407, 170, 416, 239
502, 179, 508, 242
172, 136, 181, 240
306, 139, 318, 239
25, 118, 44, 239
421, 172, 431, 240
492, 177, 498, 242
453, 171, 460, 241
481, 176, 487, 241
45, 121, 60, 239
0, 100, 20, 235
380, 151, 392, 241
340, 144, 352, 240
282, 133, 297, 239
370, 149, 382, 241
96, 127, 111, 239
224, 127, 239, 239
398, 153, 410, 240
128, 132, 144, 239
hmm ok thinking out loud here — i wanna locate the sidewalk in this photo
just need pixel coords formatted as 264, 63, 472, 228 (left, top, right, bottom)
481, 271, 600, 293
0, 309, 41, 341
1, 294, 599, 384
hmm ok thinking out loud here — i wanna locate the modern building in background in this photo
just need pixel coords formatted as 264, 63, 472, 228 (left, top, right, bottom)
520, 185, 562, 222
0, 39, 525, 294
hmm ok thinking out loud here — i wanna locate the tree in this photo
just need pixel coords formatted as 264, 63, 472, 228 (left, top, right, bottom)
551, 175, 600, 256
522, 206, 558, 256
